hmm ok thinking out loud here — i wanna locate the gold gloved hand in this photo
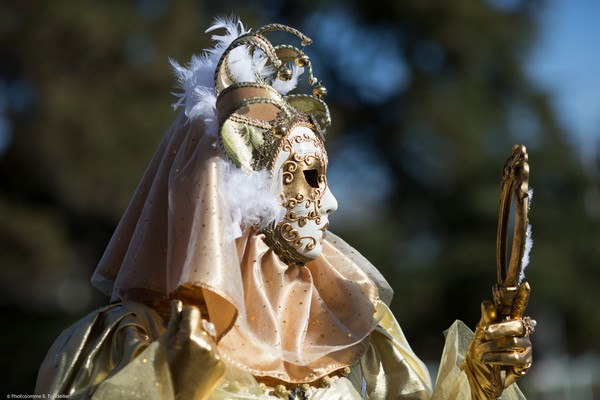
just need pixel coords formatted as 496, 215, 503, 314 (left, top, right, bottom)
161, 300, 226, 400
462, 282, 534, 399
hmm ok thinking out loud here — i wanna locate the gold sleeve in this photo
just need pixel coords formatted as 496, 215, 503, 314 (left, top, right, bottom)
35, 302, 222, 400
35, 303, 160, 398
374, 303, 527, 400
361, 302, 434, 399
92, 340, 174, 399
431, 320, 526, 399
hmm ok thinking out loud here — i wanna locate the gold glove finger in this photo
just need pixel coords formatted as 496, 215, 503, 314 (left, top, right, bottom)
476, 335, 531, 356
176, 305, 201, 342
480, 300, 498, 326
510, 282, 531, 319
480, 346, 532, 366
483, 319, 525, 340
166, 305, 225, 398
185, 310, 216, 350
511, 363, 532, 377
505, 362, 532, 387
167, 299, 183, 335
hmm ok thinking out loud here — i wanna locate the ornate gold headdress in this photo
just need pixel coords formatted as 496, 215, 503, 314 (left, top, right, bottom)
214, 23, 331, 172
169, 18, 335, 240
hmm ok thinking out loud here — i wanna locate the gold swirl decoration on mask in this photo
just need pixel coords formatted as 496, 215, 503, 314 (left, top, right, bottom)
263, 132, 327, 265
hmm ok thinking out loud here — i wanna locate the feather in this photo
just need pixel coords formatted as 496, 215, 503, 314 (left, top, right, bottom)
170, 16, 250, 131
227, 46, 258, 83
271, 65, 304, 95
220, 159, 285, 239
171, 15, 306, 126
519, 188, 534, 282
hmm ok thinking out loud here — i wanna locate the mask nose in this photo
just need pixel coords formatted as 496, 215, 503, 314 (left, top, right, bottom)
320, 188, 338, 215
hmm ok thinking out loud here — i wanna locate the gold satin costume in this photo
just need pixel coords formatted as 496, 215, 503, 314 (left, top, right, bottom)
35, 298, 525, 399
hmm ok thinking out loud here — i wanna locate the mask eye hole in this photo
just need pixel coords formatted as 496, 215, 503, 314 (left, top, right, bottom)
303, 169, 320, 188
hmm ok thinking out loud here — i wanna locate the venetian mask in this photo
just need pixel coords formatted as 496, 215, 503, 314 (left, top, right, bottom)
213, 23, 337, 264
263, 124, 338, 264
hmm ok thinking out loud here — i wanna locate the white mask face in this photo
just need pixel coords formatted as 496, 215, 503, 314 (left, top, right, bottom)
265, 125, 338, 263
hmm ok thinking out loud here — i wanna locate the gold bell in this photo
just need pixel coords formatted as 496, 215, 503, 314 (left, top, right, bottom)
273, 124, 288, 138
277, 66, 293, 81
313, 85, 327, 99
294, 54, 310, 67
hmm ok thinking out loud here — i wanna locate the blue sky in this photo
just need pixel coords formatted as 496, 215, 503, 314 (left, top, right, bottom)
527, 0, 600, 156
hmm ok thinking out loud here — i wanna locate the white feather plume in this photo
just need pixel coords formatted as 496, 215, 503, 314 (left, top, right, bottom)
227, 45, 259, 83
519, 188, 534, 283
220, 159, 285, 239
171, 16, 305, 132
271, 64, 305, 95
170, 16, 250, 133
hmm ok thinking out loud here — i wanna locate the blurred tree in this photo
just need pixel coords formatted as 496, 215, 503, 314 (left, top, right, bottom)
0, 0, 597, 395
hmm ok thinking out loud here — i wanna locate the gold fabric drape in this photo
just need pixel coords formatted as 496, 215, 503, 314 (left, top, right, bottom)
36, 301, 525, 399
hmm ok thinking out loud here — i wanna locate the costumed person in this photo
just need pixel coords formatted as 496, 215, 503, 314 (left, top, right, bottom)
35, 17, 535, 399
